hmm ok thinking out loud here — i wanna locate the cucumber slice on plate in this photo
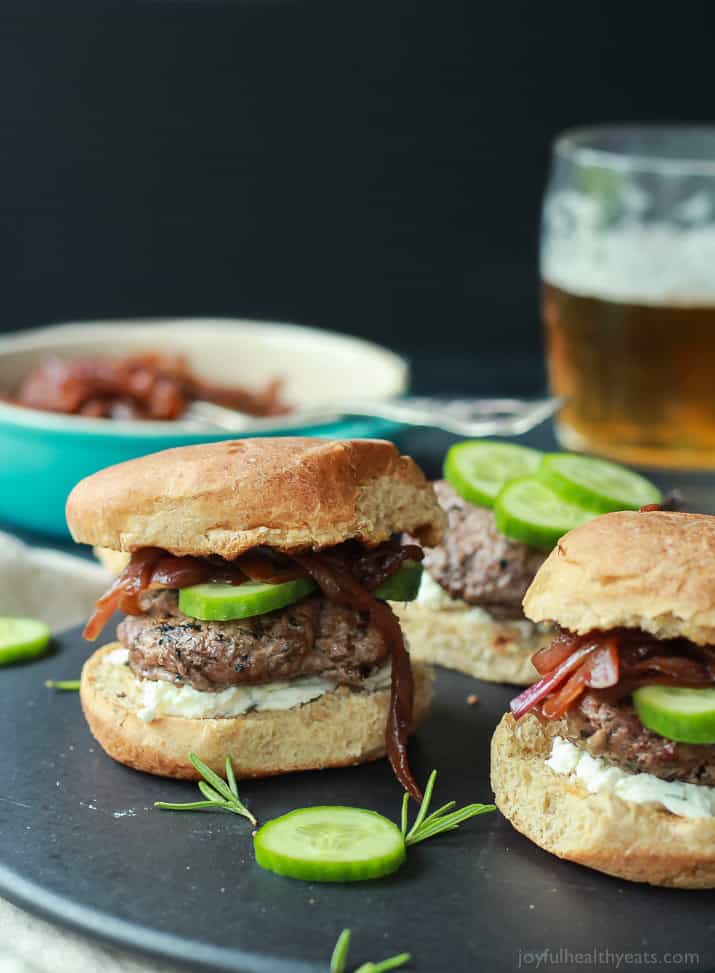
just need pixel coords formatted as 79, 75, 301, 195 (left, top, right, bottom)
443, 440, 542, 508
373, 561, 423, 602
254, 806, 406, 882
493, 477, 595, 550
0, 617, 51, 665
633, 686, 715, 744
537, 453, 662, 513
179, 578, 316, 621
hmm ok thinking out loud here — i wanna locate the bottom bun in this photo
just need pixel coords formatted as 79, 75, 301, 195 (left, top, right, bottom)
80, 644, 433, 780
397, 602, 548, 685
491, 712, 715, 888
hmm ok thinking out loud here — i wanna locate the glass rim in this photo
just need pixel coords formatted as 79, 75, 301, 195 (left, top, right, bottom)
554, 124, 715, 177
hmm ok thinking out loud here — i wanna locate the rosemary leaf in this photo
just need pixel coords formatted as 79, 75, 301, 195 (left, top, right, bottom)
154, 800, 219, 811
45, 679, 81, 691
401, 770, 495, 847
406, 803, 496, 846
419, 800, 457, 828
330, 929, 352, 973
198, 781, 226, 805
155, 752, 256, 825
189, 752, 235, 803
331, 930, 410, 973
231, 795, 257, 827
404, 770, 437, 843
360, 953, 411, 973
400, 792, 409, 837
225, 755, 238, 798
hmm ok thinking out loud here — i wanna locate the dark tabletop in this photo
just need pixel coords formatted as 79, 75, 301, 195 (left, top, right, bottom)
3, 624, 715, 973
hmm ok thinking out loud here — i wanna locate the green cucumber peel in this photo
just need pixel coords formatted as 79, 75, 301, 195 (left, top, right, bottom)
444, 440, 543, 508
536, 453, 662, 513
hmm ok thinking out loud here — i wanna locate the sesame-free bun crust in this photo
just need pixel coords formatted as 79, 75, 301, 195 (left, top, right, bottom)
396, 602, 548, 685
491, 713, 715, 888
523, 511, 715, 645
67, 438, 445, 559
80, 643, 432, 780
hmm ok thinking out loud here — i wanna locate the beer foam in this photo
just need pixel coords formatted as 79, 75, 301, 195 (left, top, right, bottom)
541, 190, 715, 306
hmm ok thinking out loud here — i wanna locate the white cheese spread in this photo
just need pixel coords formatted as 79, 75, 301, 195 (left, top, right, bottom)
106, 648, 391, 723
416, 571, 537, 637
546, 735, 715, 819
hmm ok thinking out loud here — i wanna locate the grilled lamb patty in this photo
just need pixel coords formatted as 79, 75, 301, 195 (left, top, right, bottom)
118, 590, 388, 692
564, 692, 715, 786
421, 481, 546, 618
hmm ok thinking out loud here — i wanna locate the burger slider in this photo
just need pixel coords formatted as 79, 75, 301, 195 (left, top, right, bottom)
492, 510, 715, 887
399, 442, 664, 686
399, 478, 551, 685
66, 438, 446, 797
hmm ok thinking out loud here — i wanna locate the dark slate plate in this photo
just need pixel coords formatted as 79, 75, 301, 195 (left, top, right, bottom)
2, 624, 715, 973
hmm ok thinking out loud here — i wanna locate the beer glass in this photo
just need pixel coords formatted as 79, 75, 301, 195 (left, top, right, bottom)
541, 126, 715, 469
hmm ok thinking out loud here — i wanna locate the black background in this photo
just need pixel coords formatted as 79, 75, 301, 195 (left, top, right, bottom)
1, 1, 714, 388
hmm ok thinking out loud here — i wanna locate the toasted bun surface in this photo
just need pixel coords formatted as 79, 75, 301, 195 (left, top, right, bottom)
396, 602, 547, 685
67, 438, 445, 559
491, 713, 715, 888
523, 511, 715, 644
80, 643, 432, 780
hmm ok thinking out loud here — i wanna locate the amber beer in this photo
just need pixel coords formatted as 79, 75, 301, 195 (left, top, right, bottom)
543, 282, 715, 469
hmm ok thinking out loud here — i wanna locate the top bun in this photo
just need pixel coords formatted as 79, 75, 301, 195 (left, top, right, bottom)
523, 510, 715, 645
66, 438, 446, 559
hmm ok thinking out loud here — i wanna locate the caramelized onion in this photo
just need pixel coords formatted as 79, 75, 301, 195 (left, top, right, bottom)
510, 643, 598, 720
149, 555, 247, 590
532, 632, 586, 675
83, 547, 164, 640
347, 541, 424, 591
295, 551, 422, 801
540, 641, 619, 719
11, 352, 290, 421
236, 555, 304, 584
149, 556, 221, 590
583, 639, 620, 689
541, 666, 590, 720
625, 655, 710, 683
514, 628, 715, 721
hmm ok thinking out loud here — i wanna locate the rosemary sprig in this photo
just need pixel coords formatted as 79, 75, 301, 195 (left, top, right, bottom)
400, 770, 495, 846
154, 752, 257, 827
330, 929, 410, 973
45, 679, 81, 691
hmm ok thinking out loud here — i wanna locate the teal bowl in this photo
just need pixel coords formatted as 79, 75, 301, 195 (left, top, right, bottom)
0, 319, 408, 538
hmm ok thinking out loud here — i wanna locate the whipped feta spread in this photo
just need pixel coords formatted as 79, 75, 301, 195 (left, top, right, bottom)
546, 736, 715, 819
106, 647, 391, 723
416, 571, 536, 636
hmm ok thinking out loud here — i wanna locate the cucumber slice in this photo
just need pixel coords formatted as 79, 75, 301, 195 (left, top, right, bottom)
633, 686, 715, 744
493, 477, 595, 550
537, 453, 662, 513
179, 578, 316, 621
373, 561, 423, 602
443, 440, 543, 508
254, 806, 406, 882
0, 617, 51, 665
179, 563, 421, 622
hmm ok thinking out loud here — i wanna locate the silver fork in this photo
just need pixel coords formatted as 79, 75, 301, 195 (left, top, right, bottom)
183, 396, 563, 437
